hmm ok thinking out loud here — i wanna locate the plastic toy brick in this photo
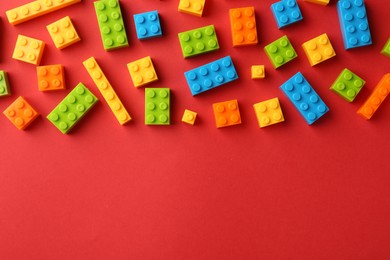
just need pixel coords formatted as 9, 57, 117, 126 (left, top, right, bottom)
212, 99, 242, 128
37, 64, 66, 91
381, 38, 390, 58
47, 83, 98, 134
6, 0, 81, 26
337, 0, 372, 50
264, 35, 297, 69
3, 96, 39, 130
94, 0, 128, 51
251, 65, 265, 79
302, 33, 336, 66
271, 0, 303, 29
229, 7, 258, 47
178, 25, 219, 58
330, 68, 365, 102
145, 88, 170, 125
253, 98, 284, 128
12, 35, 45, 65
357, 74, 390, 120
47, 16, 80, 50
0, 71, 11, 97
304, 0, 329, 5
83, 57, 131, 125
127, 56, 158, 88
178, 0, 205, 17
280, 72, 329, 124
182, 109, 197, 125
134, 11, 162, 40
184, 56, 238, 96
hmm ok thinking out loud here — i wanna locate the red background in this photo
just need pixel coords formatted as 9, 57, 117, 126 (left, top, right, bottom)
1, 0, 390, 259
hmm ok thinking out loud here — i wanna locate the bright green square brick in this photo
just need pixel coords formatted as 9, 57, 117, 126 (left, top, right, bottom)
264, 35, 297, 68
94, 0, 128, 51
0, 71, 11, 97
178, 25, 219, 58
47, 83, 98, 134
330, 68, 365, 102
145, 88, 170, 125
381, 38, 390, 58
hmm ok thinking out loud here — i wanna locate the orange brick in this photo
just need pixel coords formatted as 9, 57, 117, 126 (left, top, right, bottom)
3, 96, 39, 130
212, 99, 242, 128
357, 74, 390, 119
37, 64, 66, 91
229, 7, 258, 47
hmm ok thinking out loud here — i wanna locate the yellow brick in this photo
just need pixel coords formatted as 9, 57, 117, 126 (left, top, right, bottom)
47, 16, 80, 49
83, 57, 131, 125
178, 0, 205, 17
253, 98, 284, 128
304, 0, 329, 5
302, 33, 336, 66
251, 65, 265, 79
182, 109, 197, 125
6, 0, 81, 26
127, 56, 158, 88
12, 35, 45, 65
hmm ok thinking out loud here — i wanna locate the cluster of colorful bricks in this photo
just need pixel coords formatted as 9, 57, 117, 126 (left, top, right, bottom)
1, 0, 390, 133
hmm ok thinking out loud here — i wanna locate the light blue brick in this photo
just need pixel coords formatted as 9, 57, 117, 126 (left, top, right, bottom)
271, 0, 303, 29
337, 0, 372, 49
133, 10, 162, 40
184, 56, 238, 96
280, 72, 329, 125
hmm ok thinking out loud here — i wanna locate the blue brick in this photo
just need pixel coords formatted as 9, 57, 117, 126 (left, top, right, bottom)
280, 72, 329, 124
271, 0, 303, 29
184, 56, 238, 96
337, 0, 372, 49
133, 10, 162, 40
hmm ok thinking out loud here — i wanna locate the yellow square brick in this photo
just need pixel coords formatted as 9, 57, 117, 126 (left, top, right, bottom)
304, 0, 329, 5
178, 0, 205, 17
251, 65, 265, 79
47, 16, 80, 49
12, 35, 45, 65
302, 33, 336, 66
127, 56, 158, 88
253, 97, 284, 128
182, 109, 197, 125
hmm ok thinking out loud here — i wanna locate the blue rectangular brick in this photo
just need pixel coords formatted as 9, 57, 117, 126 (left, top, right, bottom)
133, 10, 162, 40
271, 0, 303, 29
280, 72, 329, 124
184, 56, 238, 96
337, 0, 372, 49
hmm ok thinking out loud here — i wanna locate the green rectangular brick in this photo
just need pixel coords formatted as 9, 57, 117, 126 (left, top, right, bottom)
381, 38, 390, 58
330, 68, 365, 102
0, 71, 11, 97
145, 88, 170, 125
264, 35, 297, 68
178, 25, 219, 58
94, 0, 128, 51
47, 83, 98, 134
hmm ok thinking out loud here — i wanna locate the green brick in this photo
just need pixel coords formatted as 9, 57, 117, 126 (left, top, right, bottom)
145, 88, 170, 125
330, 68, 365, 102
264, 35, 297, 68
178, 25, 219, 58
381, 38, 390, 58
0, 71, 10, 97
94, 0, 128, 51
47, 83, 98, 134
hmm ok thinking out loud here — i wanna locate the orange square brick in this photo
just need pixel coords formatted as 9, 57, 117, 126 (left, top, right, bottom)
12, 35, 45, 65
229, 7, 258, 47
212, 99, 242, 128
37, 64, 66, 91
3, 96, 39, 130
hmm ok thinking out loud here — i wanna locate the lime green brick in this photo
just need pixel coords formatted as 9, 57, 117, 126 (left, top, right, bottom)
47, 83, 98, 134
178, 25, 219, 58
381, 38, 390, 58
330, 68, 365, 102
264, 35, 297, 68
0, 71, 11, 97
94, 0, 128, 51
145, 88, 170, 125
